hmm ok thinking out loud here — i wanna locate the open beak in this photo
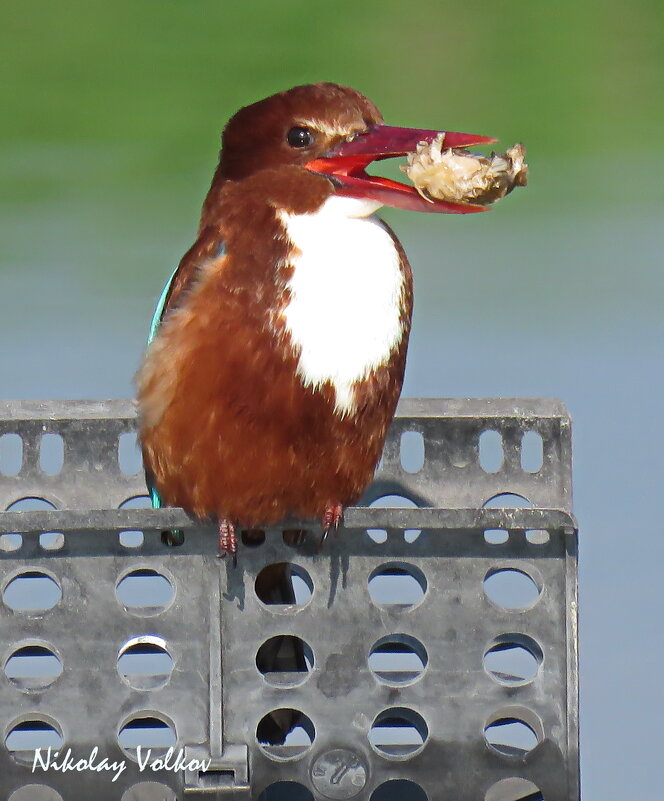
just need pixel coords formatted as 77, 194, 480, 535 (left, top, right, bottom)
306, 124, 498, 214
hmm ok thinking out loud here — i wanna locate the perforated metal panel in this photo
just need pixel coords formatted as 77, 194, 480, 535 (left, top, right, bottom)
0, 399, 578, 801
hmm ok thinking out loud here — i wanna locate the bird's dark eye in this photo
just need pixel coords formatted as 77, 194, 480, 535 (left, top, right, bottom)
287, 126, 314, 148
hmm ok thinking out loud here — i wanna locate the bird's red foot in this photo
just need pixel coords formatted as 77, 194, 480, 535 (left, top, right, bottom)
218, 519, 237, 566
320, 503, 344, 549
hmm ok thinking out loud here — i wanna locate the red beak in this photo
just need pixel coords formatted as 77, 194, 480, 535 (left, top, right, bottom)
306, 124, 498, 214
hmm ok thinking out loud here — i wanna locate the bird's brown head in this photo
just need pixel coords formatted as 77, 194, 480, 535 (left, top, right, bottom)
208, 82, 497, 219
219, 83, 384, 182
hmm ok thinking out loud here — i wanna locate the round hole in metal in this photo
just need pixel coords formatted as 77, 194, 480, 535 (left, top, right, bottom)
9, 786, 64, 801
483, 567, 540, 610
479, 430, 504, 473
404, 527, 421, 544
367, 495, 420, 544
484, 528, 509, 545
282, 529, 309, 547
400, 430, 425, 473
6, 496, 57, 512
371, 779, 429, 801
257, 782, 314, 801
485, 777, 544, 801
0, 433, 23, 476
5, 499, 60, 553
256, 710, 314, 760
115, 569, 175, 615
5, 716, 64, 766
369, 707, 428, 759
161, 529, 185, 547
121, 784, 177, 801
4, 643, 63, 690
118, 714, 177, 761
120, 530, 144, 548
256, 636, 313, 687
3, 571, 62, 612
39, 532, 64, 551
368, 563, 427, 610
117, 636, 174, 690
119, 495, 152, 509
526, 529, 550, 545
521, 430, 543, 473
125, 494, 171, 546
0, 534, 22, 552
369, 635, 427, 686
367, 527, 387, 543
39, 433, 64, 476
483, 635, 543, 685
484, 708, 542, 758
255, 564, 313, 609
118, 432, 142, 475
241, 529, 266, 547
483, 493, 533, 509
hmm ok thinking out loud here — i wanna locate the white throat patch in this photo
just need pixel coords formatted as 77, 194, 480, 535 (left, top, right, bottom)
280, 196, 405, 415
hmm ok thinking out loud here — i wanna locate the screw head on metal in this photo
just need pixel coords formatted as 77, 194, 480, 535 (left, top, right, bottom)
310, 748, 368, 799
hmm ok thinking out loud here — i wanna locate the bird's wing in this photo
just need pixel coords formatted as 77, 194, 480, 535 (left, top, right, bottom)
145, 227, 226, 508
147, 226, 227, 344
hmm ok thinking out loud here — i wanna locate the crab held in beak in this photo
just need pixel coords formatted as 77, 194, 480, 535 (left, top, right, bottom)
305, 124, 501, 214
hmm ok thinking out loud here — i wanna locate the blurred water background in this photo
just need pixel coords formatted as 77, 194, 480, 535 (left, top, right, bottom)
1, 2, 663, 798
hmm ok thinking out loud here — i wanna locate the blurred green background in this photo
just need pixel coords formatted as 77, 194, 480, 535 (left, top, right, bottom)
1, 2, 663, 799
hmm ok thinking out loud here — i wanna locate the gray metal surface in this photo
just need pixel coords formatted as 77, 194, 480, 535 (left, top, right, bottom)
0, 398, 578, 801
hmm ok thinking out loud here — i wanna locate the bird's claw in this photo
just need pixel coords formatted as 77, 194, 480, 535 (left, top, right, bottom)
319, 503, 344, 550
218, 519, 238, 566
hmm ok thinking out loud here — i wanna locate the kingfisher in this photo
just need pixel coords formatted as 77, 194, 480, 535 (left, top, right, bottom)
136, 82, 494, 560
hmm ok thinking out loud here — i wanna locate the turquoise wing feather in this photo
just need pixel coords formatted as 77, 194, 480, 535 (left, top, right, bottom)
148, 265, 179, 346
145, 267, 180, 509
